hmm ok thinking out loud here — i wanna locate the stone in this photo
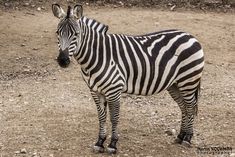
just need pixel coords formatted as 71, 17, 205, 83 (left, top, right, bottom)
33, 48, 39, 50
165, 129, 176, 136
170, 5, 176, 11
171, 129, 177, 136
24, 3, 30, 6
4, 3, 10, 7
20, 148, 27, 154
15, 151, 20, 154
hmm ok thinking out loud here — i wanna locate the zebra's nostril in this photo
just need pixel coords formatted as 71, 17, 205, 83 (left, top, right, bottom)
57, 57, 70, 68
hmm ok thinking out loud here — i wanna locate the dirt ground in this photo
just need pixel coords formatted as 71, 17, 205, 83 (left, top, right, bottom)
0, 6, 234, 157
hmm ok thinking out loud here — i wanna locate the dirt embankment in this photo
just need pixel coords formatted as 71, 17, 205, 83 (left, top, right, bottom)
1, 0, 235, 13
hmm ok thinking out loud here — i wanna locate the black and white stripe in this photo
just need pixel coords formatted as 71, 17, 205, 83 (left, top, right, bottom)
53, 4, 204, 154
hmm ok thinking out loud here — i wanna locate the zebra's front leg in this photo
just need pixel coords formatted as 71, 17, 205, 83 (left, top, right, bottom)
91, 91, 107, 153
106, 98, 120, 154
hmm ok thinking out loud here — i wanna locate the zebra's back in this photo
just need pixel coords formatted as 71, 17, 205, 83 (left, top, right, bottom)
108, 30, 204, 95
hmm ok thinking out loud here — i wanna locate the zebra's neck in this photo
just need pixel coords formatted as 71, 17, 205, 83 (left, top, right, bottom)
75, 16, 109, 72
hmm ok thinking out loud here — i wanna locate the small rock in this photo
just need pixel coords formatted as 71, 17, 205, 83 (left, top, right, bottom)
24, 3, 30, 6
170, 5, 176, 11
33, 48, 39, 50
4, 3, 10, 7
24, 101, 29, 105
124, 154, 128, 156
230, 153, 235, 157
37, 7, 41, 11
52, 77, 56, 80
165, 129, 176, 136
41, 6, 45, 10
167, 2, 173, 6
171, 129, 177, 136
15, 151, 20, 154
23, 69, 31, 72
21, 43, 26, 47
31, 4, 36, 8
9, 98, 14, 102
20, 148, 27, 154
200, 117, 205, 120
119, 1, 124, 6
206, 60, 213, 64
49, 154, 54, 157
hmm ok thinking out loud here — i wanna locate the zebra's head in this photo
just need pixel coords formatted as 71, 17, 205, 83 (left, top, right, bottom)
52, 4, 83, 68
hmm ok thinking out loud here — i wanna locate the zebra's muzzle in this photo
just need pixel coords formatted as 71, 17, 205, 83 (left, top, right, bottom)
57, 48, 70, 68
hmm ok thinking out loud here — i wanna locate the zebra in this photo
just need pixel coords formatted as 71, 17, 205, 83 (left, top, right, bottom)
52, 4, 204, 154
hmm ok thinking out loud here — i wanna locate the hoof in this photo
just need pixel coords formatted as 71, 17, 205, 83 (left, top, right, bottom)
93, 145, 105, 153
181, 141, 191, 148
107, 147, 117, 154
174, 137, 183, 144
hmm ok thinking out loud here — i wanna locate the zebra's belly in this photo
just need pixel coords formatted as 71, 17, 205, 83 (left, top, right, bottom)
122, 78, 175, 96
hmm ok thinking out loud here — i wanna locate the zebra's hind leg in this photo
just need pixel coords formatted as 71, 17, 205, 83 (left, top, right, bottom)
91, 91, 107, 153
167, 84, 188, 145
168, 81, 200, 147
178, 81, 200, 147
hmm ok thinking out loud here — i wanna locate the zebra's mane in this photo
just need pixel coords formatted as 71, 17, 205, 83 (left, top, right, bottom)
81, 16, 109, 34
66, 6, 72, 18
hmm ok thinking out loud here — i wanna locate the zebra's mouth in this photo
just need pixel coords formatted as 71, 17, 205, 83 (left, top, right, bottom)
57, 49, 70, 68
57, 58, 70, 68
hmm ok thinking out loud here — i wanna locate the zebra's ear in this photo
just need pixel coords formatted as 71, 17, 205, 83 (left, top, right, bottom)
52, 4, 65, 19
73, 4, 83, 19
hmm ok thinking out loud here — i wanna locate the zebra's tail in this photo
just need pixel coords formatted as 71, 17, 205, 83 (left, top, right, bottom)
194, 80, 201, 116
